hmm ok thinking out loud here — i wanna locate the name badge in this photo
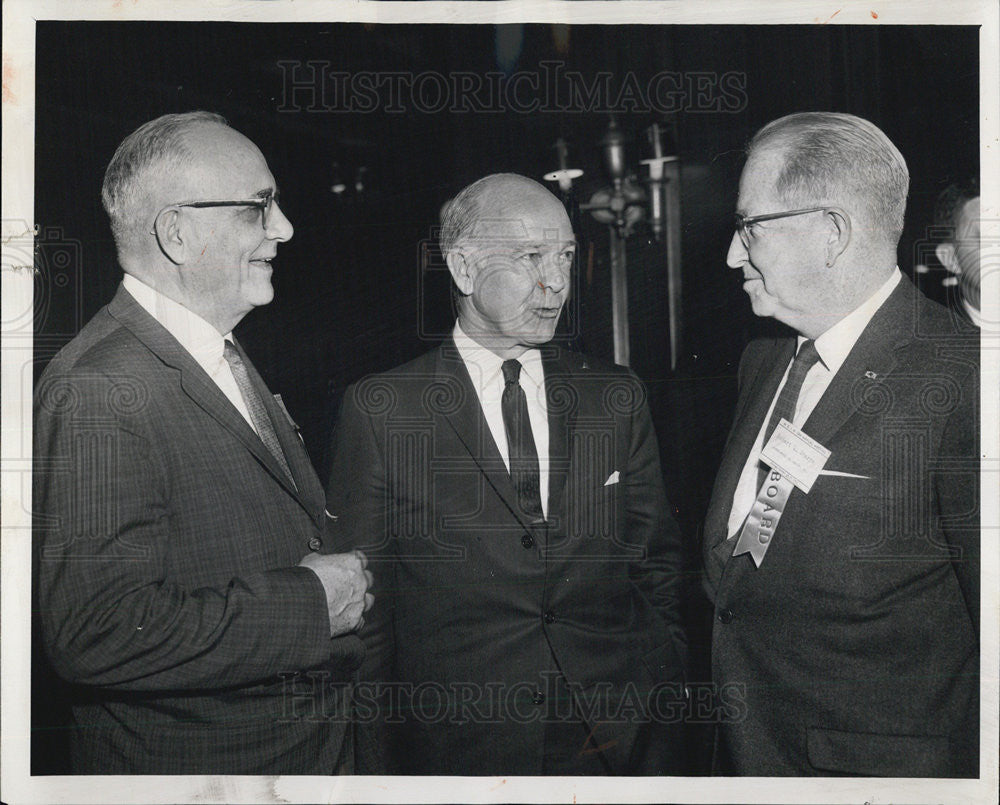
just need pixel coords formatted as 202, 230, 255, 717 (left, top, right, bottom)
732, 419, 831, 567
732, 472, 794, 567
759, 418, 830, 493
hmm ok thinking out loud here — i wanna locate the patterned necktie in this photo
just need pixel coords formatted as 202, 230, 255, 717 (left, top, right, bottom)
501, 359, 544, 522
757, 339, 821, 489
223, 340, 296, 488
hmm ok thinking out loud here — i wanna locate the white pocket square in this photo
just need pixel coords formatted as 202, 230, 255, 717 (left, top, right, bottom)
604, 471, 620, 486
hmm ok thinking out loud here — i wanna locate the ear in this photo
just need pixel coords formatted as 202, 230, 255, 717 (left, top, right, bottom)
936, 242, 960, 274
824, 208, 852, 267
151, 207, 186, 266
446, 249, 475, 296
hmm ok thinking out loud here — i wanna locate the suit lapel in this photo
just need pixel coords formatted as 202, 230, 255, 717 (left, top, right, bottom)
800, 278, 914, 446
229, 338, 327, 516
704, 338, 795, 553
107, 286, 320, 517
435, 340, 532, 533
711, 277, 918, 587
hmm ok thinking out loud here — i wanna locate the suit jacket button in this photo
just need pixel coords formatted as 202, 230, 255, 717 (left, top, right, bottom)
532, 691, 545, 705
308, 537, 323, 552
521, 534, 535, 549
717, 608, 734, 624
543, 611, 556, 624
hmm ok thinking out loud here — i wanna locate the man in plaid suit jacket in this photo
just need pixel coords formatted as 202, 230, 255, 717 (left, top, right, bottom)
33, 112, 373, 774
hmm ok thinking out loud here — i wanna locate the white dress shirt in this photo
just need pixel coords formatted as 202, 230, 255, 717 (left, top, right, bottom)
452, 321, 550, 520
122, 273, 259, 435
727, 268, 902, 536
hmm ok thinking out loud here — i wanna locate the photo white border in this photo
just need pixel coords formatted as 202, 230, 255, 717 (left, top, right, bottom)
3, 1, 998, 803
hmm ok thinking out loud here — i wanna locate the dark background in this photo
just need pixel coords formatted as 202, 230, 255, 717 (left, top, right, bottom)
32, 21, 979, 773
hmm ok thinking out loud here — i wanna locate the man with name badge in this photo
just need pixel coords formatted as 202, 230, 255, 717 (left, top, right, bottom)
702, 113, 979, 777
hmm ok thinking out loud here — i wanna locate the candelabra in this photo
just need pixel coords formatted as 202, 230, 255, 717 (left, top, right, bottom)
546, 117, 682, 369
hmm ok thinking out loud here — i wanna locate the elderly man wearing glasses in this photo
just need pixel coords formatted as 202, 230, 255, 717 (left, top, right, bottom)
33, 111, 373, 774
702, 112, 979, 776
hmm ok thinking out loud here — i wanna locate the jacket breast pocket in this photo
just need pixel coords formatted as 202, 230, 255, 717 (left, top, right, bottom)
806, 726, 950, 776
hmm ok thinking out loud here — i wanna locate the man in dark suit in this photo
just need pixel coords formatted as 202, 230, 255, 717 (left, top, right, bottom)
703, 113, 979, 776
327, 173, 688, 775
34, 111, 373, 774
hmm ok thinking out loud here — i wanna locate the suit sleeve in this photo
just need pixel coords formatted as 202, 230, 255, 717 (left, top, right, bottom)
325, 382, 397, 773
33, 367, 334, 692
622, 372, 689, 672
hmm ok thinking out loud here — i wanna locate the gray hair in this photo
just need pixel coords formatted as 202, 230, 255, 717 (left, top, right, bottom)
748, 112, 909, 245
101, 110, 228, 248
439, 173, 548, 257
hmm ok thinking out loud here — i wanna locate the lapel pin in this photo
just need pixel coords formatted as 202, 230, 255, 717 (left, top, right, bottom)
864, 370, 878, 380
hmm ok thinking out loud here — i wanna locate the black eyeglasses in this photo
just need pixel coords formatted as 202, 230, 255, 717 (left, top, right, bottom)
734, 206, 839, 249
151, 190, 278, 233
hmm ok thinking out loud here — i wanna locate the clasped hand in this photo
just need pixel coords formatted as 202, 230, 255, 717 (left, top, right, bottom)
299, 550, 374, 637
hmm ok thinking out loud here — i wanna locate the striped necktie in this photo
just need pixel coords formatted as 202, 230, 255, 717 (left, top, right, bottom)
223, 340, 296, 489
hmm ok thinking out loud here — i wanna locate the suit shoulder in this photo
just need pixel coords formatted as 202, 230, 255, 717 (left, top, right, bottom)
34, 310, 160, 427
914, 294, 979, 344
554, 348, 632, 380
738, 336, 787, 375
740, 336, 786, 360
39, 307, 146, 382
338, 347, 442, 418
551, 349, 654, 420
898, 293, 979, 373
345, 347, 439, 390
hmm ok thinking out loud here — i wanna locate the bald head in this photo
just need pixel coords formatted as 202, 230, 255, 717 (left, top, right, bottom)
440, 173, 565, 258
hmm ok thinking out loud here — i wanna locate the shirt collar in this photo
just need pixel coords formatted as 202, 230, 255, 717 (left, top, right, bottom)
452, 321, 544, 394
122, 273, 234, 374
806, 267, 902, 375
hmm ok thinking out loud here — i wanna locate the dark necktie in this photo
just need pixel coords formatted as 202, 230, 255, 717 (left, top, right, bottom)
223, 340, 296, 489
756, 339, 821, 489
501, 359, 544, 522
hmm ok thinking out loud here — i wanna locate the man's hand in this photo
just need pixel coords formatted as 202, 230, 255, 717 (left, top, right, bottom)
298, 550, 374, 637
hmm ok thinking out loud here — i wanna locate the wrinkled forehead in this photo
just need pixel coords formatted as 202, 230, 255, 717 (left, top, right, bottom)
466, 217, 573, 245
